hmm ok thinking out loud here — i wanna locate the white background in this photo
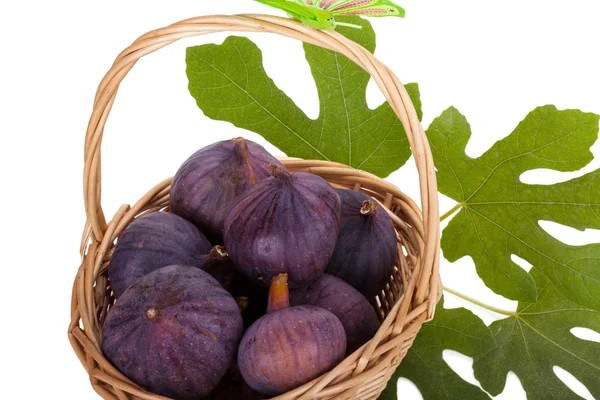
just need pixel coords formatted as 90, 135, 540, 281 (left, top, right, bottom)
1, 0, 599, 399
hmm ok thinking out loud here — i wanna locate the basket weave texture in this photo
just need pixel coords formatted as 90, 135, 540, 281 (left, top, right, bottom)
69, 14, 441, 400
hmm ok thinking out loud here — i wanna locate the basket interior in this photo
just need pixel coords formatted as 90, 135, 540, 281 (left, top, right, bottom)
71, 159, 426, 400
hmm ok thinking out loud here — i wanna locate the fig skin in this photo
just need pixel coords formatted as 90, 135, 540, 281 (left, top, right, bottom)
224, 165, 342, 288
325, 189, 397, 299
205, 361, 265, 400
238, 274, 346, 396
102, 265, 243, 400
290, 274, 380, 354
203, 246, 267, 328
170, 138, 284, 244
108, 212, 212, 298
224, 271, 269, 329
200, 245, 235, 285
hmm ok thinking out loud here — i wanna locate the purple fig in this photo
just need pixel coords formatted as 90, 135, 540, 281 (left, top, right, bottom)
102, 265, 243, 399
201, 245, 235, 285
325, 189, 397, 299
208, 247, 268, 329
205, 361, 265, 400
170, 137, 284, 244
224, 270, 269, 329
238, 274, 346, 396
108, 212, 212, 297
224, 165, 341, 288
290, 274, 381, 354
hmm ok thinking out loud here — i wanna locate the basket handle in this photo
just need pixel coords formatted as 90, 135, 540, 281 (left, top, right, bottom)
82, 13, 440, 312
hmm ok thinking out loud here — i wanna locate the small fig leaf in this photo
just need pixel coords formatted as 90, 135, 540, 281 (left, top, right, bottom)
429, 105, 600, 306
186, 16, 420, 178
473, 270, 600, 400
380, 298, 495, 400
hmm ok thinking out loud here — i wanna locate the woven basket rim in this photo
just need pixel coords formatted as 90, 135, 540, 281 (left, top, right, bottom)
71, 13, 441, 400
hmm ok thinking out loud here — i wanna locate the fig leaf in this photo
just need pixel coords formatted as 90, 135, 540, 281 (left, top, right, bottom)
383, 104, 600, 399
429, 105, 600, 306
186, 16, 420, 178
380, 298, 494, 400
473, 270, 600, 399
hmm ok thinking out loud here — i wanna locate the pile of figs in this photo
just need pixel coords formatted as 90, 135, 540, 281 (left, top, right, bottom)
102, 138, 398, 399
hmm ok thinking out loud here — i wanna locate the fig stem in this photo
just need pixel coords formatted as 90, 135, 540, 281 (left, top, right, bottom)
232, 137, 258, 184
236, 296, 249, 312
360, 200, 377, 216
212, 245, 228, 258
268, 163, 292, 184
146, 307, 158, 320
267, 273, 290, 313
203, 246, 233, 281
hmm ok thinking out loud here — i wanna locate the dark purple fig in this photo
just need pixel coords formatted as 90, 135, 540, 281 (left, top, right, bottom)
108, 212, 212, 298
207, 380, 264, 400
238, 274, 346, 396
201, 246, 268, 328
224, 165, 342, 288
290, 274, 380, 354
170, 137, 284, 244
195, 245, 268, 328
102, 265, 243, 400
205, 361, 265, 400
224, 271, 268, 329
201, 245, 235, 285
325, 189, 397, 299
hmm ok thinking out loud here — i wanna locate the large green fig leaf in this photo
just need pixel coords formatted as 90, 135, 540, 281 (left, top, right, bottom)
380, 298, 495, 400
473, 269, 600, 399
428, 105, 600, 306
186, 16, 420, 178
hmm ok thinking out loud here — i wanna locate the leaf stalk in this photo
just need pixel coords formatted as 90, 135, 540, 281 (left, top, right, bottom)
443, 286, 516, 317
440, 203, 463, 222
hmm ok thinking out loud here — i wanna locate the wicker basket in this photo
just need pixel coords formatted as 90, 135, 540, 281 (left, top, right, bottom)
68, 14, 441, 400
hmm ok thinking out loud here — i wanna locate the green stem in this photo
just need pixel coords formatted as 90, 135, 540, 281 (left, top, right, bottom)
440, 203, 462, 222
443, 286, 516, 317
335, 21, 363, 29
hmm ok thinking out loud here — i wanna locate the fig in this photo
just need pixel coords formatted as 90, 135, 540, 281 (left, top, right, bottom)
224, 271, 268, 329
102, 265, 243, 400
238, 274, 346, 396
176, 247, 265, 326
170, 137, 284, 244
199, 245, 267, 327
290, 274, 381, 354
108, 212, 212, 298
325, 189, 397, 299
204, 247, 268, 328
206, 361, 265, 400
200, 245, 235, 285
224, 165, 342, 288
